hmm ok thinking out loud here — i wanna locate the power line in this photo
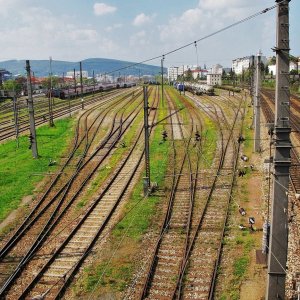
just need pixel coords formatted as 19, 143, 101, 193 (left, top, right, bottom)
105, 2, 284, 76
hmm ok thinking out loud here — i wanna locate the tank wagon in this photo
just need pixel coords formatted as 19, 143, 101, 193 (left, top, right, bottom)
47, 82, 136, 99
175, 82, 214, 95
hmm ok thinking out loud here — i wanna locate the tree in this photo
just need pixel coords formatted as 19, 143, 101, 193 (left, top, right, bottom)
265, 65, 269, 75
3, 78, 25, 95
185, 68, 193, 81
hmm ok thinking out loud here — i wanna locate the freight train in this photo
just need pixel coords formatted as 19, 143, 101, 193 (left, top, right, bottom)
48, 82, 136, 99
175, 82, 214, 96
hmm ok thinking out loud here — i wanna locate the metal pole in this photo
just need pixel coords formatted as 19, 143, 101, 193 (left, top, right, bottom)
68, 83, 71, 117
49, 57, 54, 127
79, 61, 83, 96
93, 70, 95, 97
266, 1, 291, 299
161, 55, 165, 106
143, 86, 150, 196
13, 94, 19, 148
254, 52, 261, 152
25, 60, 38, 158
250, 55, 255, 129
73, 68, 77, 94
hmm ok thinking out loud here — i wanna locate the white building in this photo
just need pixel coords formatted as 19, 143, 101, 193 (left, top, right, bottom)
268, 60, 299, 76
96, 74, 113, 83
190, 69, 208, 79
232, 54, 267, 75
207, 74, 222, 86
210, 64, 223, 75
66, 70, 89, 78
168, 66, 188, 81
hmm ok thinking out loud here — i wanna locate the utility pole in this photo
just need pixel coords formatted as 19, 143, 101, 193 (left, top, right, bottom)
73, 68, 77, 94
79, 61, 83, 96
12, 93, 19, 148
79, 61, 84, 109
26, 60, 38, 158
93, 70, 95, 96
183, 65, 185, 94
266, 1, 291, 299
250, 55, 256, 129
254, 51, 261, 152
161, 55, 165, 106
49, 57, 54, 127
143, 86, 150, 196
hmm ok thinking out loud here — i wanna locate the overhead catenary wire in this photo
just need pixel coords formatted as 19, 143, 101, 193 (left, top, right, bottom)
104, 1, 284, 76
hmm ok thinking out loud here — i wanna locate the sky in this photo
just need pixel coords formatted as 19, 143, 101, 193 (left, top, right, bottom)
0, 0, 299, 68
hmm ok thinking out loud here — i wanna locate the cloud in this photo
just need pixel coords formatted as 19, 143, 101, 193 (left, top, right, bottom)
0, 0, 22, 16
130, 31, 147, 46
133, 13, 153, 26
93, 3, 117, 16
159, 8, 206, 43
0, 6, 118, 61
105, 23, 123, 32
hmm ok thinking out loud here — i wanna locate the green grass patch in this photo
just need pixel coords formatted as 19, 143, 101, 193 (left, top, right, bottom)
233, 256, 249, 278
83, 262, 133, 292
0, 117, 75, 222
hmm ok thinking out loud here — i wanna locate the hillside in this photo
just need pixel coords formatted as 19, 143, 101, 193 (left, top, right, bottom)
0, 58, 163, 77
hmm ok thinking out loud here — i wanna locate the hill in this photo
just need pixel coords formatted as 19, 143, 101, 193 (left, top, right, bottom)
0, 58, 163, 78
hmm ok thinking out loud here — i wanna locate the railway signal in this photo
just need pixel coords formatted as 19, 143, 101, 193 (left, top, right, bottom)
237, 135, 245, 143
28, 133, 34, 149
162, 130, 168, 141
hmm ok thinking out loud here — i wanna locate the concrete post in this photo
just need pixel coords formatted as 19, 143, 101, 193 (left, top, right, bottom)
26, 60, 38, 158
266, 1, 291, 299
80, 61, 83, 96
49, 57, 54, 127
254, 52, 261, 152
13, 94, 19, 148
161, 56, 165, 107
143, 86, 150, 196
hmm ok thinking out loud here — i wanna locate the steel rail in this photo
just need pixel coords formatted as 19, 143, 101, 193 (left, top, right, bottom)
17, 86, 159, 299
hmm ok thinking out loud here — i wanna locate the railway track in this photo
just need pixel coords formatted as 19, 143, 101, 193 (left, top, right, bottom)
0, 89, 128, 142
260, 90, 300, 195
137, 89, 196, 298
10, 86, 160, 300
261, 90, 300, 141
0, 87, 152, 298
174, 94, 243, 299
130, 89, 244, 299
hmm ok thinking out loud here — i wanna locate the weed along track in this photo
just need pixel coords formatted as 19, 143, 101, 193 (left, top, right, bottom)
0, 87, 160, 298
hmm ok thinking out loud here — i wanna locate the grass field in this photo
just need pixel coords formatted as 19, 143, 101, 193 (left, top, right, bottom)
0, 117, 74, 222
